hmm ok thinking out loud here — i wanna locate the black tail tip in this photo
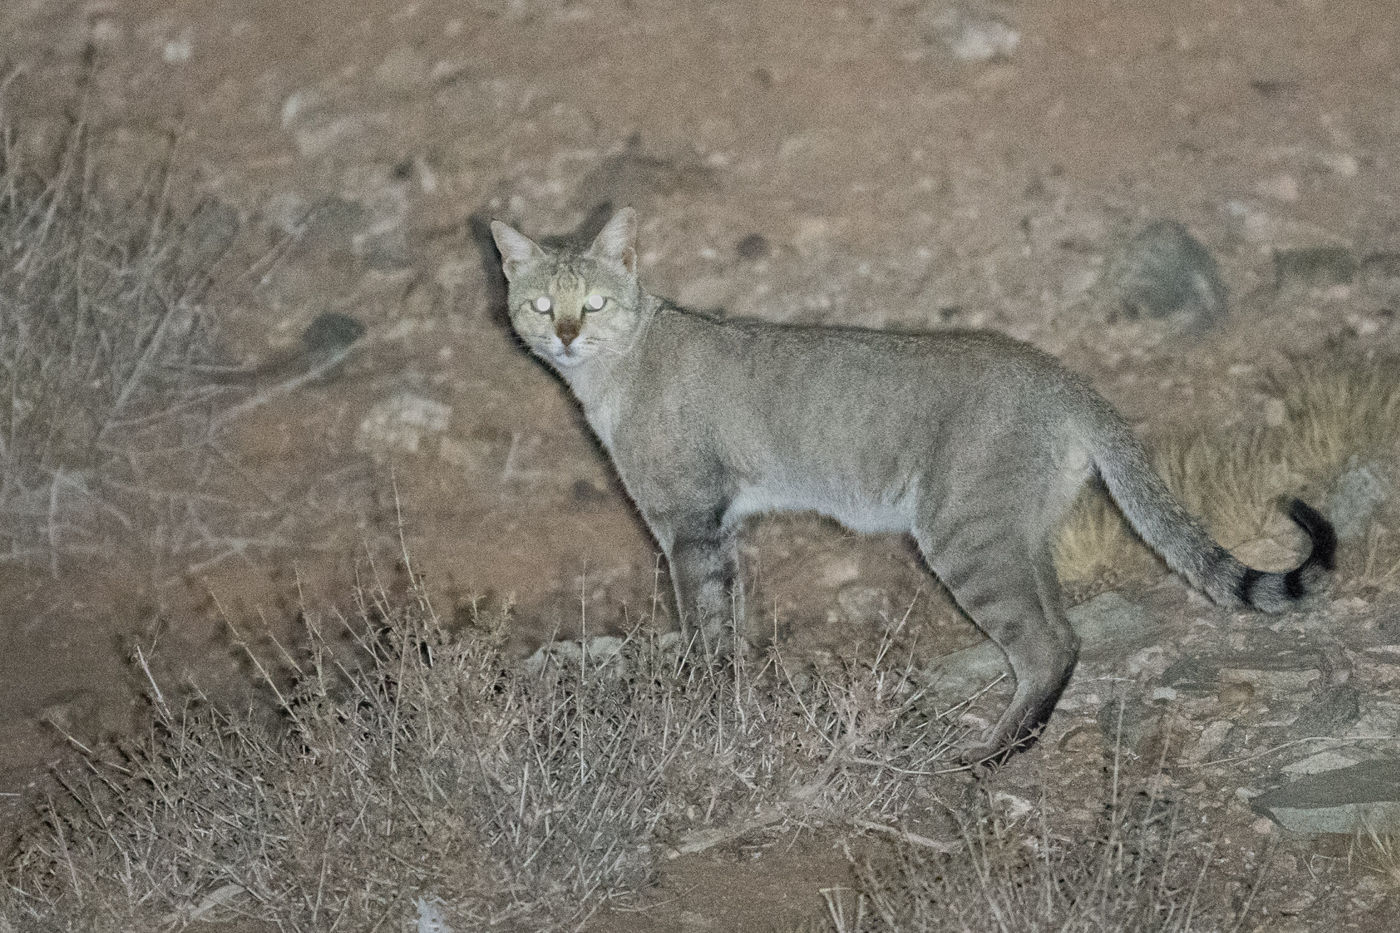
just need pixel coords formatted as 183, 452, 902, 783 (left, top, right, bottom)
1286, 498, 1338, 573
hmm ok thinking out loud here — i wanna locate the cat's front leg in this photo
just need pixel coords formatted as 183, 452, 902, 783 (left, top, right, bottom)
653, 510, 742, 656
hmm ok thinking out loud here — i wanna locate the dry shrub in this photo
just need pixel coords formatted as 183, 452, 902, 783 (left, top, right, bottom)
0, 120, 363, 585
0, 573, 961, 931
826, 788, 1259, 932
1055, 355, 1400, 588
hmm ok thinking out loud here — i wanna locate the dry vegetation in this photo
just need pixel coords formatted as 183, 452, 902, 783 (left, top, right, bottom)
0, 562, 969, 930
0, 123, 367, 589
1055, 357, 1400, 589
828, 789, 1256, 932
0, 123, 245, 580
2, 123, 1397, 932
2, 562, 1298, 932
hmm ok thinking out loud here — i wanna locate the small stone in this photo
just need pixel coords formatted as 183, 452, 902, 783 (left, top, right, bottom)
162, 28, 194, 64
1327, 460, 1390, 542
281, 88, 323, 128
356, 392, 451, 456
571, 479, 609, 504
918, 3, 1020, 62
1360, 251, 1400, 282
1218, 680, 1255, 707
736, 233, 770, 260
1218, 667, 1322, 692
1186, 720, 1235, 762
1282, 751, 1361, 776
1099, 220, 1227, 326
1256, 173, 1301, 203
301, 312, 365, 357
1316, 152, 1360, 178
1273, 245, 1357, 288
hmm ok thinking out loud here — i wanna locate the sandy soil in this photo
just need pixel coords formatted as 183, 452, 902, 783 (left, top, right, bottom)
1, 0, 1398, 928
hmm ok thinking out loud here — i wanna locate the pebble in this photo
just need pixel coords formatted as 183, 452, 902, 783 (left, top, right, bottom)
918, 3, 1021, 62
1272, 244, 1357, 287
1098, 219, 1227, 326
356, 392, 451, 456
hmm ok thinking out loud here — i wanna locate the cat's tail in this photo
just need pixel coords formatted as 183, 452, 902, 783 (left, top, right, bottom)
1088, 415, 1335, 613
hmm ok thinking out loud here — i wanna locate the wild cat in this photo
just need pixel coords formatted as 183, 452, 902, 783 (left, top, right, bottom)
490, 208, 1336, 766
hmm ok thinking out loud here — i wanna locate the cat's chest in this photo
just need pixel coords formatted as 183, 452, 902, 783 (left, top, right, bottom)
583, 401, 621, 452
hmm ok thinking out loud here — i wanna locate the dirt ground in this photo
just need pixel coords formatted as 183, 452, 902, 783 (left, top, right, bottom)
2, 0, 1399, 929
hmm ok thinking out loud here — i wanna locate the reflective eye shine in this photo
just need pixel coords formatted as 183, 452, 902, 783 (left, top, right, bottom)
585, 294, 606, 311
533, 296, 553, 314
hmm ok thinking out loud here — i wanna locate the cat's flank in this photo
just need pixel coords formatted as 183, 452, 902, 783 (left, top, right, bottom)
490, 208, 1336, 766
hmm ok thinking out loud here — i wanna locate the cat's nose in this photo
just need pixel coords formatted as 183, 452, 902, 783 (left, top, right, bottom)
556, 319, 581, 347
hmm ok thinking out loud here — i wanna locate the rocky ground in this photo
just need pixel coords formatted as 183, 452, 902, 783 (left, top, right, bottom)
1, 0, 1398, 929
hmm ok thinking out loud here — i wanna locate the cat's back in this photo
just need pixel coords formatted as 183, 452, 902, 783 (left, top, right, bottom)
637, 304, 1078, 396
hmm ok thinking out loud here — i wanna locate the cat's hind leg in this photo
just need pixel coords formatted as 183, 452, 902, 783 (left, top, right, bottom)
917, 529, 1080, 768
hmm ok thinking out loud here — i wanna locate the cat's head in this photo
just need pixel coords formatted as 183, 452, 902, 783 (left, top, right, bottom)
490, 208, 644, 370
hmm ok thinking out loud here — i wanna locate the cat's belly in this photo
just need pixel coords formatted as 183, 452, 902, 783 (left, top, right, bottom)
726, 481, 913, 535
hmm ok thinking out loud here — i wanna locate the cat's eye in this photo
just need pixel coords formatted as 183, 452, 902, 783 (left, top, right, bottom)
584, 294, 607, 312
531, 296, 553, 315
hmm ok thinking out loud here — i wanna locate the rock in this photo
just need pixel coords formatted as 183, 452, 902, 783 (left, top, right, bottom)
1098, 220, 1227, 326
1256, 173, 1301, 203
1185, 719, 1237, 762
1217, 666, 1321, 693
1251, 759, 1400, 835
1273, 245, 1357, 288
927, 591, 1150, 693
179, 198, 241, 267
1291, 684, 1362, 735
736, 233, 770, 261
1068, 591, 1154, 661
355, 392, 451, 457
1096, 695, 1156, 749
1360, 251, 1400, 282
1327, 459, 1390, 542
301, 312, 365, 360
1282, 751, 1361, 776
917, 3, 1020, 62
570, 479, 610, 504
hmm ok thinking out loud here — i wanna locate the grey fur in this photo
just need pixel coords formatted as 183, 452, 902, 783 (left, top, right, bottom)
489, 208, 1334, 766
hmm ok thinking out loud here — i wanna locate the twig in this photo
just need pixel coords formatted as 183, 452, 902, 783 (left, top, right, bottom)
852, 818, 960, 853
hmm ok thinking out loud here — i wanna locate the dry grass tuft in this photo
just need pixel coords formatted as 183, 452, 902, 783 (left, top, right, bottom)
0, 570, 962, 930
0, 120, 366, 585
826, 786, 1258, 932
1353, 824, 1400, 892
1056, 355, 1400, 588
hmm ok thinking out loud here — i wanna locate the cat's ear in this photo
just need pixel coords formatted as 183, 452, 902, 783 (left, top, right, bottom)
490, 221, 544, 281
584, 207, 637, 275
